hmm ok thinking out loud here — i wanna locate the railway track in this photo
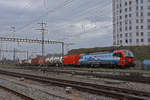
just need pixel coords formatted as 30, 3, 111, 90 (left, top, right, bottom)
48, 69, 150, 84
17, 66, 150, 85
0, 85, 34, 100
0, 69, 149, 100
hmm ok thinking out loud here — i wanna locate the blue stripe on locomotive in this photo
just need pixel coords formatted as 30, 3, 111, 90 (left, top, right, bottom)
79, 52, 120, 65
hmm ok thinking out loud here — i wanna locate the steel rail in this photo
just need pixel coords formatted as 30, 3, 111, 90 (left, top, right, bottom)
0, 85, 34, 100
37, 67, 150, 85
16, 66, 150, 84
0, 70, 148, 100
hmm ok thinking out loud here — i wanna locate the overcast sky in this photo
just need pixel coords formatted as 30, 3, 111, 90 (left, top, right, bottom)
0, 0, 112, 59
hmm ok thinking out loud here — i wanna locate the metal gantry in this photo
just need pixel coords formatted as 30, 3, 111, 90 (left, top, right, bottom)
0, 37, 76, 65
0, 37, 63, 44
0, 37, 65, 61
0, 49, 40, 61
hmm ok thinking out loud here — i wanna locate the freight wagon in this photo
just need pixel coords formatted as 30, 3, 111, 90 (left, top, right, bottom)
63, 54, 82, 66
45, 56, 62, 66
18, 49, 135, 68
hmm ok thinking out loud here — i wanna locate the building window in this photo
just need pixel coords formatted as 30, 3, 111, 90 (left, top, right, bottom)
136, 32, 139, 36
129, 33, 132, 37
129, 26, 132, 30
148, 6, 150, 10
148, 12, 150, 16
120, 40, 122, 44
125, 33, 128, 37
141, 12, 143, 16
141, 19, 144, 23
113, 42, 116, 45
129, 1, 132, 5
129, 39, 132, 43
136, 26, 139, 29
141, 32, 144, 36
120, 16, 122, 19
141, 26, 143, 29
120, 34, 123, 38
148, 25, 150, 30
141, 0, 143, 3
125, 15, 128, 18
125, 40, 128, 44
148, 38, 150, 42
129, 20, 132, 24
148, 32, 150, 36
117, 40, 119, 45
117, 34, 119, 38
129, 14, 132, 17
148, 19, 150, 23
136, 12, 139, 16
125, 27, 127, 31
141, 39, 144, 42
129, 7, 132, 11
136, 39, 139, 43
136, 19, 139, 23
136, 6, 139, 10
141, 6, 143, 10
125, 8, 127, 12
125, 20, 128, 24
136, 0, 139, 3
120, 28, 122, 32
125, 2, 127, 6
120, 22, 122, 25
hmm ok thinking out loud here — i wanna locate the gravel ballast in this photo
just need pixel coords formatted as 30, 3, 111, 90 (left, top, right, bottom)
0, 75, 114, 100
3, 68, 150, 93
1, 68, 150, 100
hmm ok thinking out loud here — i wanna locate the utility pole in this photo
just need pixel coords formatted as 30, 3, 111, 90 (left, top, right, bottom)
0, 49, 1, 61
11, 26, 16, 37
26, 50, 29, 60
37, 22, 47, 57
61, 42, 64, 66
11, 26, 16, 63
13, 48, 16, 63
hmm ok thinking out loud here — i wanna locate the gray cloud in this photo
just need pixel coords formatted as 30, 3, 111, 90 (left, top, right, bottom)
0, 0, 112, 59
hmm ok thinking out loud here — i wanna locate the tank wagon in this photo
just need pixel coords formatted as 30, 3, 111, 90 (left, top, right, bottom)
18, 49, 135, 68
45, 56, 62, 66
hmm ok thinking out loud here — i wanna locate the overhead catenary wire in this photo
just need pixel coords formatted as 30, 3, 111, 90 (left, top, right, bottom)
16, 0, 109, 37
23, 0, 110, 46
47, 2, 111, 35
70, 1, 111, 21
16, 0, 74, 33
47, 1, 111, 40
14, 0, 110, 42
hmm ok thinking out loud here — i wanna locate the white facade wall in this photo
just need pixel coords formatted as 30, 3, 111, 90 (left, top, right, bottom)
113, 0, 150, 46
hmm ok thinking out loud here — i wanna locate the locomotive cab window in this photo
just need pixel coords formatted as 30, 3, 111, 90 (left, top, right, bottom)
124, 50, 134, 57
113, 53, 122, 57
